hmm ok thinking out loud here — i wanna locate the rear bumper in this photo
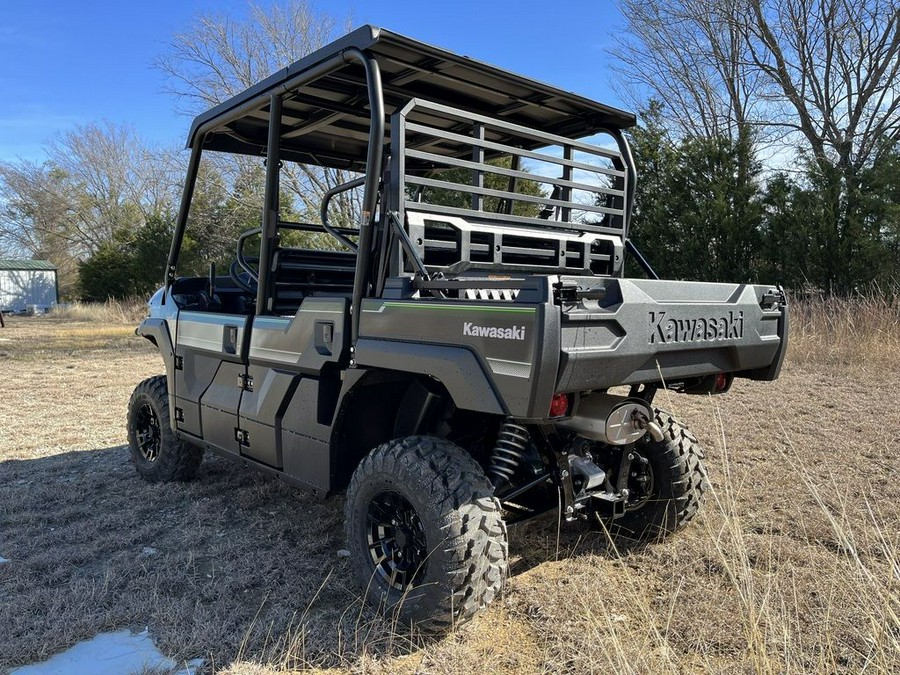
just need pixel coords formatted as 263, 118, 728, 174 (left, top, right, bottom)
556, 278, 788, 392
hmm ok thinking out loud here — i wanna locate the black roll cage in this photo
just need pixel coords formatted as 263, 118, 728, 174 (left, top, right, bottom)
164, 26, 642, 345
166, 47, 384, 342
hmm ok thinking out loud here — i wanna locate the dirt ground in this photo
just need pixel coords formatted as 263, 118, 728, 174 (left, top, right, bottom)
0, 314, 898, 674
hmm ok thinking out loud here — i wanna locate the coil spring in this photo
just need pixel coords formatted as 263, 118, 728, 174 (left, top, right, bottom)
489, 421, 531, 483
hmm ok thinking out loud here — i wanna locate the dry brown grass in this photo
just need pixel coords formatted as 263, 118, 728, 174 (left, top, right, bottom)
51, 297, 149, 324
790, 288, 900, 370
0, 300, 898, 674
0, 301, 149, 363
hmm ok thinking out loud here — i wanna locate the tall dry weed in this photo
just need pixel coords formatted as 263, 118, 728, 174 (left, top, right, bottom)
51, 298, 147, 324
789, 286, 900, 368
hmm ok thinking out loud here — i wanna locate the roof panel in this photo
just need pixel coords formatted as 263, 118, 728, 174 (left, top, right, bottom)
188, 26, 636, 171
0, 259, 57, 271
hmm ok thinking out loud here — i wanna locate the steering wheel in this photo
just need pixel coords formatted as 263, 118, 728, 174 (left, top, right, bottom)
229, 258, 259, 294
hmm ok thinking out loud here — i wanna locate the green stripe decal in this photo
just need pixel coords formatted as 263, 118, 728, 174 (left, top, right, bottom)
380, 302, 536, 314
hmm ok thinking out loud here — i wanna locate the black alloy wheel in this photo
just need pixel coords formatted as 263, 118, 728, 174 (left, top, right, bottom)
127, 375, 204, 483
344, 436, 508, 632
134, 403, 161, 462
366, 490, 428, 591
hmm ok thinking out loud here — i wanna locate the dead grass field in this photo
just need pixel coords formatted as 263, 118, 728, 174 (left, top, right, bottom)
1, 302, 899, 674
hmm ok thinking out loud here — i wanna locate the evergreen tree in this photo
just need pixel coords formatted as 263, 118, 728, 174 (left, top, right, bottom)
626, 103, 763, 283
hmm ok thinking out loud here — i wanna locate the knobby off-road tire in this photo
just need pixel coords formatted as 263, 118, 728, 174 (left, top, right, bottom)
612, 409, 709, 541
344, 436, 508, 633
127, 375, 203, 483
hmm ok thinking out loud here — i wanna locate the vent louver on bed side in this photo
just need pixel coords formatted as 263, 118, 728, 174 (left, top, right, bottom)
463, 288, 520, 301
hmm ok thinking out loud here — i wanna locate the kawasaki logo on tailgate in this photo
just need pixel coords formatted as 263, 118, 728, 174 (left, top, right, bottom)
649, 311, 744, 345
463, 322, 526, 340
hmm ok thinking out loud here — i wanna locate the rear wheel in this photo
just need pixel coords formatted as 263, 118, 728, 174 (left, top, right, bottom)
344, 436, 507, 632
609, 409, 708, 540
127, 375, 203, 482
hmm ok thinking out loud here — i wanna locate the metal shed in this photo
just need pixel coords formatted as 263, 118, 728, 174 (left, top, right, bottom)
0, 259, 59, 313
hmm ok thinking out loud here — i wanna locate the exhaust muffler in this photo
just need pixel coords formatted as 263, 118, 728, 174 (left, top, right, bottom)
555, 393, 663, 445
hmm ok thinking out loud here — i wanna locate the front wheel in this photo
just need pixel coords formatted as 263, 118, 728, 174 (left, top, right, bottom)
608, 409, 709, 541
344, 436, 507, 633
127, 375, 203, 483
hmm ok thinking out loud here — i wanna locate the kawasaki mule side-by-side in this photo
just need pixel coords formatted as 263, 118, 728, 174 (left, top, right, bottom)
128, 26, 787, 631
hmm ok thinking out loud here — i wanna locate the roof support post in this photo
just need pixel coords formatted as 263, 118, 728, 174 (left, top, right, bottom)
256, 93, 283, 315
342, 48, 384, 345
165, 139, 204, 290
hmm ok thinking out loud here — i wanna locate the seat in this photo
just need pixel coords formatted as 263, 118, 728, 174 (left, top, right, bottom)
270, 248, 356, 315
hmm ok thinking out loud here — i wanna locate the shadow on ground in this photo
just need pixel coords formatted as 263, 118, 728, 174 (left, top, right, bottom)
0, 445, 615, 672
0, 447, 353, 671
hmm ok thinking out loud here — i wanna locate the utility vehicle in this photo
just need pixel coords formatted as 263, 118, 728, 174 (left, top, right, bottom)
128, 26, 788, 631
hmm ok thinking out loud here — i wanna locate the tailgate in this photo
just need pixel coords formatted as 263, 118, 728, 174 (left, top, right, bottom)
556, 277, 787, 392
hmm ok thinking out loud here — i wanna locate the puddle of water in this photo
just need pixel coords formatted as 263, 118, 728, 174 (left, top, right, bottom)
11, 629, 203, 675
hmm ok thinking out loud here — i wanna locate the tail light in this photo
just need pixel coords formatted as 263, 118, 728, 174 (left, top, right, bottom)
715, 373, 730, 392
549, 393, 569, 418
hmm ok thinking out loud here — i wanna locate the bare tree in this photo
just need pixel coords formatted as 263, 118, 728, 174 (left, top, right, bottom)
134, 144, 183, 223
613, 0, 900, 289
46, 122, 145, 249
612, 0, 766, 141
613, 0, 900, 163
156, 1, 342, 110
0, 160, 83, 295
0, 123, 184, 296
155, 0, 360, 242
742, 0, 900, 174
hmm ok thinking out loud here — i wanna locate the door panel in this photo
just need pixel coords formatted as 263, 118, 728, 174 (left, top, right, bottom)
236, 367, 298, 468
200, 362, 246, 454
282, 377, 334, 492
246, 298, 349, 373
239, 298, 349, 469
174, 311, 250, 443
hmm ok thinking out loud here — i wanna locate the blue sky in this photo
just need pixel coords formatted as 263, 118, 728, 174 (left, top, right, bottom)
0, 0, 626, 163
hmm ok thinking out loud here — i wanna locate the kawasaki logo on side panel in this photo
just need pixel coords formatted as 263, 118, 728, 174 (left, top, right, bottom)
649, 311, 743, 344
463, 322, 526, 340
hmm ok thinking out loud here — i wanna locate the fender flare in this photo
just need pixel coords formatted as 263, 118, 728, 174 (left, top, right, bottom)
136, 318, 179, 428
353, 338, 506, 416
